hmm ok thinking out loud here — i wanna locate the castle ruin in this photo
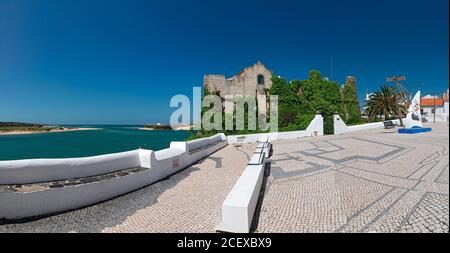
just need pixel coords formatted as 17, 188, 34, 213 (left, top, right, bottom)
203, 61, 272, 97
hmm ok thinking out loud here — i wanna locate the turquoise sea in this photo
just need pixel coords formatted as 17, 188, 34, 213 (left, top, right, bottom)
0, 126, 190, 161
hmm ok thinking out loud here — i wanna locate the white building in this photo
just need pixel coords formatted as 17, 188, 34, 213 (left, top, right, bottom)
445, 90, 449, 122
361, 92, 373, 118
420, 90, 449, 123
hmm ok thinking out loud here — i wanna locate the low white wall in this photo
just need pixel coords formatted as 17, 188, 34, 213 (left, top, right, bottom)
334, 114, 403, 135
1, 167, 155, 219
186, 134, 224, 151
0, 150, 141, 185
217, 144, 267, 233
0, 134, 228, 219
227, 114, 323, 144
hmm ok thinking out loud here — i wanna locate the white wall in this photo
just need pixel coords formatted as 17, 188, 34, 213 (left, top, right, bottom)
1, 167, 156, 219
0, 134, 228, 219
444, 101, 449, 122
0, 150, 141, 185
227, 114, 323, 144
334, 114, 403, 135
422, 107, 447, 122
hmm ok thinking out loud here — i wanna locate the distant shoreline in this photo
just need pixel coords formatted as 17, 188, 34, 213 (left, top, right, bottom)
138, 126, 191, 131
138, 127, 162, 131
0, 127, 101, 136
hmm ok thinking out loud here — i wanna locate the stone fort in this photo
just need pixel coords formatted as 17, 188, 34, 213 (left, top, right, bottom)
204, 61, 272, 97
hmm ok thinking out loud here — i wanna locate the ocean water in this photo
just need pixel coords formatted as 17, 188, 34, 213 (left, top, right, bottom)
0, 126, 190, 161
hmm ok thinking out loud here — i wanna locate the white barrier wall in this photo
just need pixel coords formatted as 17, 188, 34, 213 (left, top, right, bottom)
0, 134, 228, 219
1, 167, 156, 219
217, 144, 267, 233
0, 150, 141, 185
227, 114, 323, 144
334, 114, 403, 135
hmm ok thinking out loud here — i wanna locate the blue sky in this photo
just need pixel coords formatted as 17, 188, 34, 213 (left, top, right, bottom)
0, 0, 448, 124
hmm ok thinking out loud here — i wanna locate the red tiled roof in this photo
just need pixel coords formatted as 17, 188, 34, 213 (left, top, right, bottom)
421, 98, 444, 107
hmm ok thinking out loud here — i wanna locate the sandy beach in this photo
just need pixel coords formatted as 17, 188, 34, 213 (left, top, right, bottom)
138, 127, 156, 131
137, 127, 172, 131
0, 127, 101, 136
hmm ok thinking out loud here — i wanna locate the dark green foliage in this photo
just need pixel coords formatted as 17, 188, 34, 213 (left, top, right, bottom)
0, 122, 56, 133
296, 114, 316, 130
341, 80, 362, 123
293, 70, 344, 134
309, 70, 322, 80
323, 116, 334, 135
279, 107, 298, 126
300, 71, 343, 116
144, 124, 172, 130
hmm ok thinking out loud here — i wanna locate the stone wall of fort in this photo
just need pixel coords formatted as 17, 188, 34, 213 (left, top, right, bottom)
204, 61, 272, 97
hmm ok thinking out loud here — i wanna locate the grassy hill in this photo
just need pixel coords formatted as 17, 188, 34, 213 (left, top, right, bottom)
0, 122, 60, 133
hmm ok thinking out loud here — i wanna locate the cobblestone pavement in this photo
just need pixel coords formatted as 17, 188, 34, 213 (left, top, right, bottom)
254, 123, 449, 233
1, 124, 448, 233
0, 144, 256, 233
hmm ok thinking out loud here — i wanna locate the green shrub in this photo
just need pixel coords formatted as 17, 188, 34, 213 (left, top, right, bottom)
296, 114, 315, 130
323, 115, 334, 135
279, 108, 298, 127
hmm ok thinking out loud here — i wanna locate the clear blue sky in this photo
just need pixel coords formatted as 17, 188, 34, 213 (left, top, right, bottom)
0, 0, 448, 124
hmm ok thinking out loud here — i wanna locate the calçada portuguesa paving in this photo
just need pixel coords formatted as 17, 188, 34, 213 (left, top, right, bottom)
0, 123, 448, 233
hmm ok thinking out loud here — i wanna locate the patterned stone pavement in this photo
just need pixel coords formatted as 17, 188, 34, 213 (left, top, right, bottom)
0, 143, 256, 233
254, 123, 449, 233
1, 123, 448, 233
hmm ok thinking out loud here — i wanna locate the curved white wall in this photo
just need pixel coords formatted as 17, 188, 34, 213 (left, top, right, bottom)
227, 114, 323, 144
0, 134, 228, 219
187, 134, 224, 151
333, 114, 403, 135
0, 150, 141, 185
0, 168, 153, 219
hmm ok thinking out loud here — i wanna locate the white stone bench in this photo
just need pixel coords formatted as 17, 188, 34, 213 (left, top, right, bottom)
256, 140, 271, 159
217, 145, 267, 233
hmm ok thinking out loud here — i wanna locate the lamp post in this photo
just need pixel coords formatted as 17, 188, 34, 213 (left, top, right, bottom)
433, 95, 436, 123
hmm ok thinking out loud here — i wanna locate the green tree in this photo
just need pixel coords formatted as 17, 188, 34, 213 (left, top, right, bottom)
267, 71, 344, 134
341, 80, 362, 124
366, 85, 407, 120
298, 70, 343, 134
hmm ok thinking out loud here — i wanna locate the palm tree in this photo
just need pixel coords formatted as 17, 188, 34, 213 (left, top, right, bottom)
366, 85, 407, 120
